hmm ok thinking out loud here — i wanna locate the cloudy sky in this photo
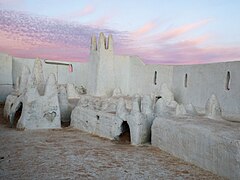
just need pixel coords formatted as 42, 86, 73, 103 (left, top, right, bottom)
0, 0, 240, 64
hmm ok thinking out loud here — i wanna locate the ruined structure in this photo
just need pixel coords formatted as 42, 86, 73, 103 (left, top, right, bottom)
1, 33, 240, 179
3, 59, 85, 129
4, 59, 61, 129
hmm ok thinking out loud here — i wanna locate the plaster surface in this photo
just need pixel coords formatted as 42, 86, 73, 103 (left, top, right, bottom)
71, 107, 123, 140
71, 94, 156, 145
152, 115, 240, 180
0, 53, 13, 102
1, 33, 240, 179
172, 62, 240, 115
5, 59, 61, 129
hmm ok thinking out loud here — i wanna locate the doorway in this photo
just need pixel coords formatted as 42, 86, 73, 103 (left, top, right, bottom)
119, 121, 131, 144
11, 102, 23, 128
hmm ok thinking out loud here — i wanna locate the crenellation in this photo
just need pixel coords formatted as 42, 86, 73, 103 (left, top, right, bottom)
91, 33, 114, 53
98, 32, 107, 52
90, 34, 97, 51
107, 34, 113, 52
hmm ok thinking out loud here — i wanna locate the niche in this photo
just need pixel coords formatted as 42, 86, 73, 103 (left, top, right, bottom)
154, 71, 157, 85
225, 71, 231, 91
96, 115, 100, 120
184, 73, 188, 88
119, 121, 131, 144
155, 96, 162, 102
11, 102, 23, 128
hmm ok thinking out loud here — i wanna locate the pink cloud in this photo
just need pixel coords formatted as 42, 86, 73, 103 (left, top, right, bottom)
0, 0, 23, 5
141, 45, 240, 65
0, 0, 25, 9
114, 18, 236, 65
0, 10, 239, 65
156, 19, 212, 42
61, 5, 95, 19
90, 15, 112, 27
132, 21, 157, 37
175, 34, 210, 47
0, 10, 123, 62
80, 5, 95, 16
117, 32, 240, 65
0, 29, 88, 62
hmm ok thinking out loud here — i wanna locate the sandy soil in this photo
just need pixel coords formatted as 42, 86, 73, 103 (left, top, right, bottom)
0, 104, 224, 180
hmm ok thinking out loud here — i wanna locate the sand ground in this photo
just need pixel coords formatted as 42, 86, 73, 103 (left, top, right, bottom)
0, 104, 224, 180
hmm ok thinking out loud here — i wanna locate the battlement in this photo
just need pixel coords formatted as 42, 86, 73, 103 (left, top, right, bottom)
90, 32, 113, 53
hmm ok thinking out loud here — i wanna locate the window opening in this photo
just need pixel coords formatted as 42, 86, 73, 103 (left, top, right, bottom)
184, 73, 188, 88
154, 71, 157, 85
226, 71, 230, 90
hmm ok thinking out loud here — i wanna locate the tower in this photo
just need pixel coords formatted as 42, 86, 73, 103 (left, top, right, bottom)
87, 32, 115, 96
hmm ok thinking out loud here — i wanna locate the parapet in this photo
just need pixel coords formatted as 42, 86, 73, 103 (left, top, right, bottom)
90, 32, 113, 53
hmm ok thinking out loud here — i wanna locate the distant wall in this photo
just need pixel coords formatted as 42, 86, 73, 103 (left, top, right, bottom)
172, 62, 240, 114
88, 33, 174, 97
127, 56, 173, 96
2, 40, 240, 115
12, 58, 87, 87
57, 62, 88, 87
89, 52, 173, 97
113, 55, 131, 95
0, 54, 88, 102
0, 54, 13, 102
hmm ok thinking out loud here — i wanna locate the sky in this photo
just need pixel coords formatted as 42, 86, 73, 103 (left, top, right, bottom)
0, 0, 240, 64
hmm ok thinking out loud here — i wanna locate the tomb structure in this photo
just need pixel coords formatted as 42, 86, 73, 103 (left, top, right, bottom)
4, 59, 83, 129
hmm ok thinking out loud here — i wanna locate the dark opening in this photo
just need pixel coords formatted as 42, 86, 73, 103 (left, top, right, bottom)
155, 96, 162, 102
61, 121, 70, 127
184, 73, 188, 88
11, 103, 22, 128
96, 115, 100, 120
119, 121, 131, 144
154, 71, 157, 85
226, 71, 230, 90
0, 102, 6, 124
61, 114, 71, 128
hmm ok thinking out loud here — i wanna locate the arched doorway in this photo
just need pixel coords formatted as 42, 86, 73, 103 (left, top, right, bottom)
10, 102, 23, 128
119, 121, 131, 144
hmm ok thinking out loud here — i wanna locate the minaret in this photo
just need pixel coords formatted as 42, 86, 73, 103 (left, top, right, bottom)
87, 32, 116, 96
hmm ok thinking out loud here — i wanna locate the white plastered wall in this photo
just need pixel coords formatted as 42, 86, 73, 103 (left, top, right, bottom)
0, 53, 13, 102
57, 62, 88, 87
172, 61, 240, 114
89, 52, 174, 97
127, 56, 173, 96
12, 58, 87, 87
95, 50, 115, 96
0, 55, 87, 102
113, 55, 131, 95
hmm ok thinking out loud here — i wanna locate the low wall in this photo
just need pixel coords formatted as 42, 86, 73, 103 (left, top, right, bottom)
71, 107, 123, 140
151, 116, 240, 179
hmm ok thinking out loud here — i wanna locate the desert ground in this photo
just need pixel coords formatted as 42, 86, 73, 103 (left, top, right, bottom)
0, 103, 224, 179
